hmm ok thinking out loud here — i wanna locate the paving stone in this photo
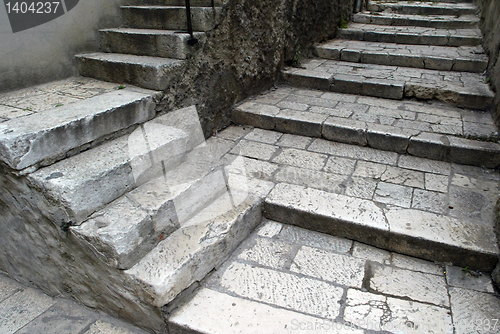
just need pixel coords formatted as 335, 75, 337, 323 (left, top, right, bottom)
0, 277, 21, 303
276, 133, 311, 149
232, 102, 280, 130
274, 165, 347, 193
216, 125, 252, 141
352, 242, 391, 264
445, 265, 495, 293
345, 176, 378, 200
424, 173, 449, 193
353, 160, 388, 179
344, 289, 453, 333
83, 319, 146, 334
398, 155, 451, 175
324, 156, 357, 175
14, 299, 98, 334
391, 253, 444, 276
272, 148, 327, 170
448, 186, 494, 225
277, 225, 353, 254
169, 288, 364, 334
291, 246, 365, 287
0, 288, 55, 334
411, 188, 449, 214
374, 182, 413, 208
230, 139, 278, 161
369, 263, 449, 307
256, 220, 283, 238
322, 117, 368, 146
381, 165, 425, 189
224, 155, 278, 180
449, 287, 500, 334
244, 128, 282, 144
275, 109, 327, 137
217, 262, 344, 319
237, 237, 294, 270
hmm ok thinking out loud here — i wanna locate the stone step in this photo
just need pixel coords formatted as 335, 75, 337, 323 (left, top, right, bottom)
27, 106, 206, 225
125, 191, 263, 307
76, 52, 184, 90
367, 0, 478, 16
100, 28, 206, 60
337, 23, 481, 47
353, 12, 479, 29
232, 87, 500, 168
121, 6, 221, 32
265, 182, 499, 271
316, 40, 488, 72
282, 59, 494, 109
71, 163, 233, 270
0, 86, 160, 171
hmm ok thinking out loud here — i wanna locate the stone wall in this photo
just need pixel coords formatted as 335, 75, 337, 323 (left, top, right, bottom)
158, 0, 354, 137
476, 0, 500, 126
0, 0, 123, 92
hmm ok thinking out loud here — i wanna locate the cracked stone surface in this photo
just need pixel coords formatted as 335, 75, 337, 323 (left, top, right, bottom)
170, 220, 498, 333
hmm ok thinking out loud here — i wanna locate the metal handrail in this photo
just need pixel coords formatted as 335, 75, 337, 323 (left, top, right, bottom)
185, 0, 198, 45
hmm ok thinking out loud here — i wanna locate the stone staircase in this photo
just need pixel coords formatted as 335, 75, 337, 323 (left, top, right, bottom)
1, 0, 500, 333
75, 0, 222, 90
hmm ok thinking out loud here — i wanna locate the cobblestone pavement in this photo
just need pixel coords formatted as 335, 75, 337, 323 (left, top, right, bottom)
170, 220, 500, 334
0, 274, 149, 334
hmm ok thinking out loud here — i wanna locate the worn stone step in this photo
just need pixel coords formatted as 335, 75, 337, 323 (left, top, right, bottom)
71, 163, 232, 270
100, 28, 206, 60
367, 0, 478, 16
316, 40, 488, 72
125, 191, 263, 307
121, 6, 221, 32
264, 182, 499, 271
0, 86, 160, 171
337, 23, 481, 47
27, 106, 206, 225
353, 12, 479, 29
282, 59, 494, 109
232, 87, 500, 168
76, 52, 184, 90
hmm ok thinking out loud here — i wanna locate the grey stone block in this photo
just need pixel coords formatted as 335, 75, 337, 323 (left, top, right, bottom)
283, 69, 333, 91
231, 102, 279, 130
274, 109, 327, 138
322, 117, 367, 146
340, 49, 361, 62
362, 78, 404, 100
366, 123, 418, 154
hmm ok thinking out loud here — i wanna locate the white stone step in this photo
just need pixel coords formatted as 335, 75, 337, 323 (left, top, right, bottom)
0, 86, 160, 171
121, 6, 221, 32
100, 28, 206, 60
367, 0, 478, 16
125, 191, 263, 307
283, 59, 494, 109
232, 88, 500, 168
264, 182, 499, 271
316, 40, 488, 72
75, 52, 184, 91
27, 106, 205, 224
337, 23, 482, 47
353, 12, 479, 29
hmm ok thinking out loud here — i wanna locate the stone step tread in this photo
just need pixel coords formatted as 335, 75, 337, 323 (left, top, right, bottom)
367, 0, 478, 15
169, 221, 499, 334
125, 192, 263, 307
265, 182, 499, 271
232, 87, 500, 167
75, 52, 184, 90
283, 58, 494, 109
316, 40, 487, 72
27, 106, 207, 225
338, 23, 481, 47
353, 12, 479, 28
0, 85, 160, 171
121, 5, 221, 31
99, 28, 205, 59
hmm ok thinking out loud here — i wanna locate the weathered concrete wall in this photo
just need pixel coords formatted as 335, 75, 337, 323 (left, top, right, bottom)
159, 0, 354, 137
0, 0, 123, 92
476, 0, 500, 126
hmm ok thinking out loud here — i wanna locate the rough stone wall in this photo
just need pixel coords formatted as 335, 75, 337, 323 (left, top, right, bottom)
159, 0, 354, 137
476, 0, 500, 126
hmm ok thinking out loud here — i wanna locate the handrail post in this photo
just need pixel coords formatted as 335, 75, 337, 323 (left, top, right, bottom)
185, 0, 198, 45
